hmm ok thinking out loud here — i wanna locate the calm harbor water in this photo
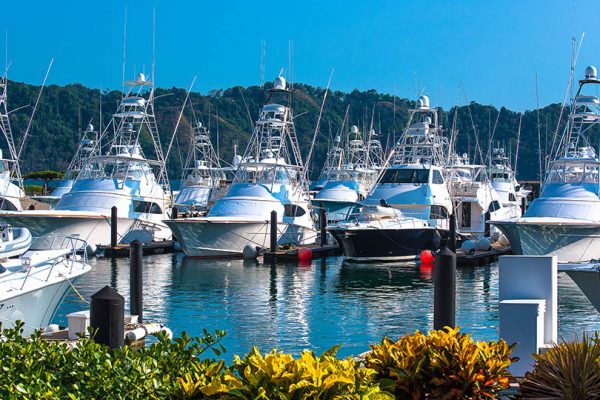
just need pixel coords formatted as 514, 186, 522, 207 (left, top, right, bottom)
55, 254, 599, 360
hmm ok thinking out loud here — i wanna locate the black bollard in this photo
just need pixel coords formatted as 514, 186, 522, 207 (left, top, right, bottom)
90, 286, 124, 349
130, 240, 143, 322
433, 246, 456, 330
270, 210, 278, 253
484, 210, 491, 238
172, 206, 178, 220
449, 213, 457, 253
110, 206, 118, 248
521, 196, 527, 215
319, 208, 327, 246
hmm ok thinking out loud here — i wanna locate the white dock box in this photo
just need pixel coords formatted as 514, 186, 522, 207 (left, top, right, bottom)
67, 310, 90, 340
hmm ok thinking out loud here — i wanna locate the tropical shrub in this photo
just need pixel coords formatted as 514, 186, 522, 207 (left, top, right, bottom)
225, 346, 393, 399
365, 327, 514, 400
518, 333, 600, 399
0, 322, 227, 400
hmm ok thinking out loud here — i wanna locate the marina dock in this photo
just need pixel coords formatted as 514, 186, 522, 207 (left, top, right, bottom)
97, 240, 176, 258
262, 243, 342, 262
456, 244, 512, 267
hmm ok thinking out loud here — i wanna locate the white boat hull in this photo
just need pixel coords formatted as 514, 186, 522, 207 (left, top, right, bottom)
0, 278, 80, 336
494, 219, 600, 263
0, 212, 170, 253
165, 218, 315, 258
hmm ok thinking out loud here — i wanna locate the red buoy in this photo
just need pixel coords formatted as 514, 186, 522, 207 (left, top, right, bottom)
420, 250, 434, 264
297, 247, 313, 263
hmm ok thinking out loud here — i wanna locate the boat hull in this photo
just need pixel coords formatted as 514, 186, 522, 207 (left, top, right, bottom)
494, 220, 600, 263
329, 226, 446, 262
165, 218, 315, 258
0, 212, 170, 253
0, 277, 82, 336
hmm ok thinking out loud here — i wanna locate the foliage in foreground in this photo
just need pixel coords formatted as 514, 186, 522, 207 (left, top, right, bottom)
0, 323, 516, 399
518, 333, 600, 399
365, 327, 515, 400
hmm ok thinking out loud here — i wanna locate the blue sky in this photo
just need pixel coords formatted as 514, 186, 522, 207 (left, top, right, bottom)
4, 0, 600, 110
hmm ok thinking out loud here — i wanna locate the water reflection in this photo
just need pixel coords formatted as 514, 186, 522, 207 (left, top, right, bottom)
54, 254, 600, 359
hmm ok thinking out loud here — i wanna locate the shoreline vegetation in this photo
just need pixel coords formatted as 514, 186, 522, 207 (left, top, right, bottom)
5, 79, 564, 181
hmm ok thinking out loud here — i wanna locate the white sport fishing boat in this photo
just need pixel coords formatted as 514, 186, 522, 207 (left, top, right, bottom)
165, 75, 316, 258
0, 235, 91, 336
0, 74, 26, 211
174, 120, 224, 212
329, 95, 453, 261
0, 72, 173, 253
494, 66, 600, 263
447, 153, 508, 239
311, 126, 381, 223
489, 147, 527, 220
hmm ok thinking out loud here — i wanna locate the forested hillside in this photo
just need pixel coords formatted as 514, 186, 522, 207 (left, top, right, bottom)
3, 79, 572, 181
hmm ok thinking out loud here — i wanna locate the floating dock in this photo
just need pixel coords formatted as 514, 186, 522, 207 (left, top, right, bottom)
97, 240, 176, 258
262, 243, 341, 262
456, 244, 511, 267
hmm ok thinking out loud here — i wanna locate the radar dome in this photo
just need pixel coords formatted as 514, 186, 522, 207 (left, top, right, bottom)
334, 135, 341, 143
416, 98, 424, 109
87, 123, 94, 132
419, 95, 430, 108
274, 76, 287, 90
350, 125, 359, 133
424, 116, 432, 124
370, 129, 376, 135
586, 65, 598, 79
138, 72, 146, 82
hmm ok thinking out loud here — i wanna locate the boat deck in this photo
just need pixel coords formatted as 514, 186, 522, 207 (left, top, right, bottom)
96, 240, 176, 258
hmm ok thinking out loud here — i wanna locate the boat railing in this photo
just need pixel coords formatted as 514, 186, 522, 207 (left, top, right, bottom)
19, 235, 88, 290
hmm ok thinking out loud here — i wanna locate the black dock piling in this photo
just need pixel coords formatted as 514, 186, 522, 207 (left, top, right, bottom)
449, 214, 457, 253
319, 208, 327, 246
484, 210, 491, 238
110, 206, 118, 248
270, 210, 278, 253
130, 240, 143, 322
521, 196, 527, 215
172, 206, 178, 220
433, 246, 456, 330
90, 286, 124, 349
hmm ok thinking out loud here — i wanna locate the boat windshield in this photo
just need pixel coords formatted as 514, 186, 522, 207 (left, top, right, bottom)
546, 162, 600, 184
380, 168, 429, 184
78, 159, 153, 181
236, 164, 297, 185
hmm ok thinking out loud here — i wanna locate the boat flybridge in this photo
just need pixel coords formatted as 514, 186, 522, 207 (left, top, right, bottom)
165, 74, 317, 258
0, 235, 91, 336
311, 125, 381, 223
446, 153, 509, 239
49, 123, 100, 202
174, 121, 225, 212
488, 147, 528, 220
0, 75, 26, 211
493, 65, 600, 263
328, 94, 453, 261
0, 72, 173, 253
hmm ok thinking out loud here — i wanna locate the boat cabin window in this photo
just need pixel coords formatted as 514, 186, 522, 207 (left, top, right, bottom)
0, 199, 17, 211
432, 170, 445, 184
380, 169, 429, 184
546, 162, 599, 184
488, 200, 501, 212
491, 172, 510, 180
429, 205, 449, 219
283, 204, 306, 217
133, 200, 162, 214
509, 193, 516, 202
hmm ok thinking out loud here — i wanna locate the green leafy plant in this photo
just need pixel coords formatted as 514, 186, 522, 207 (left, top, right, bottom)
226, 346, 393, 399
366, 327, 514, 400
518, 333, 600, 399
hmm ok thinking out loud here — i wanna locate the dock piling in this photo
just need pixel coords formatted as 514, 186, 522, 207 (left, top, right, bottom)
270, 210, 277, 253
130, 240, 143, 323
172, 206, 178, 220
319, 208, 327, 246
110, 206, 118, 248
90, 286, 124, 350
521, 196, 527, 215
449, 214, 457, 253
484, 210, 491, 238
433, 246, 456, 330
